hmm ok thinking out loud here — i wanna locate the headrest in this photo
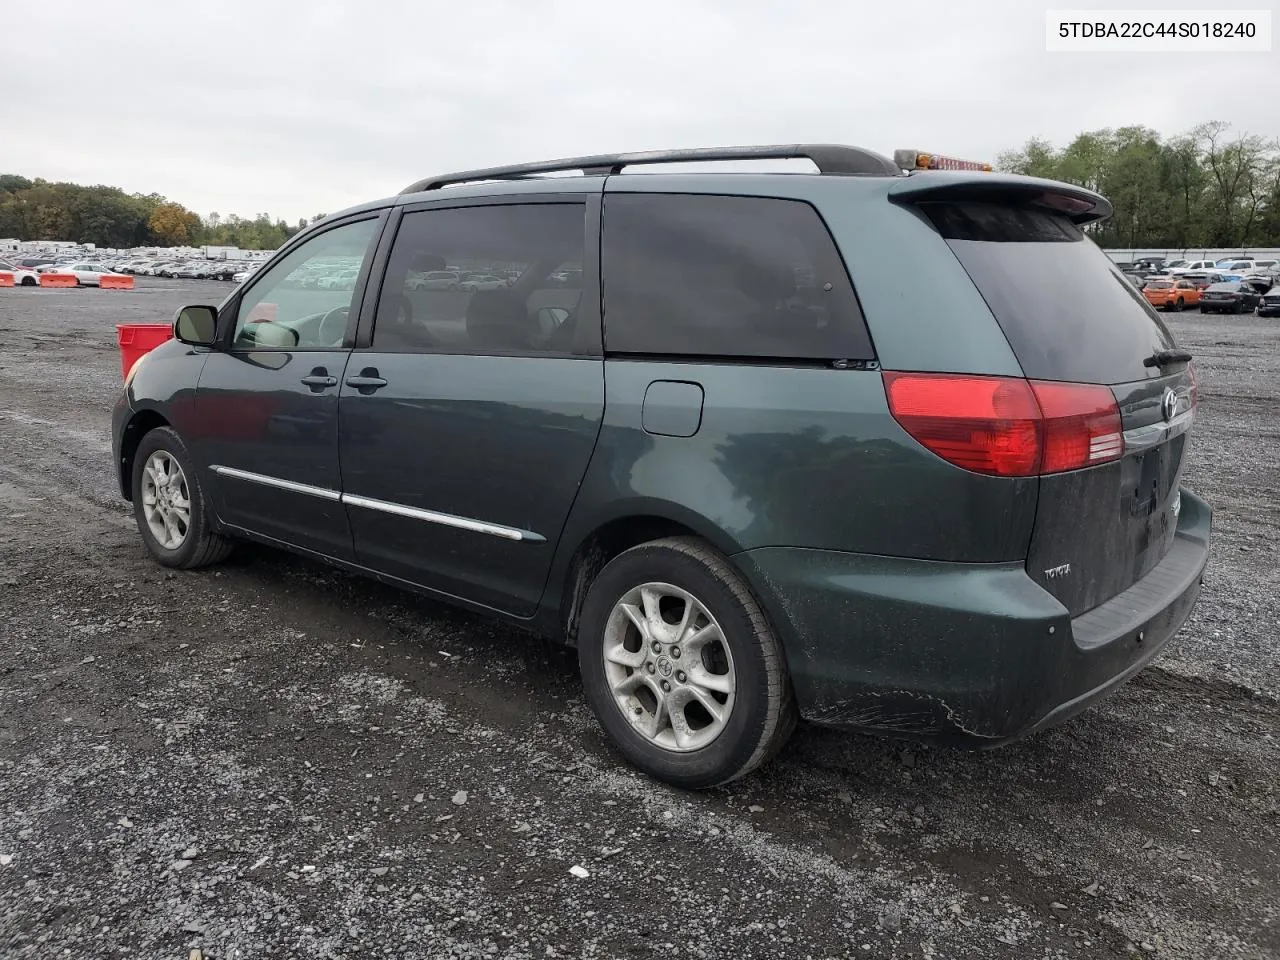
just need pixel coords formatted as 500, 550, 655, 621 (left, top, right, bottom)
466, 289, 531, 349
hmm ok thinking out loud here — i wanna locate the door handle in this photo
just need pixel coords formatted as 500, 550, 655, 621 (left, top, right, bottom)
300, 374, 338, 389
345, 368, 388, 393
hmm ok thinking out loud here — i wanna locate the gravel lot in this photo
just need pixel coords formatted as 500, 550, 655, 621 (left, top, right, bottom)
0, 279, 1277, 960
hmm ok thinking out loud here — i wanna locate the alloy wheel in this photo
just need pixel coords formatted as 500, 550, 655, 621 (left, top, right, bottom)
602, 582, 737, 753
140, 450, 191, 550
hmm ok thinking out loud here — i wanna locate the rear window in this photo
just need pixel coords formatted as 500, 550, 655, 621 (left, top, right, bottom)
1145, 281, 1173, 289
922, 202, 1174, 385
601, 194, 872, 361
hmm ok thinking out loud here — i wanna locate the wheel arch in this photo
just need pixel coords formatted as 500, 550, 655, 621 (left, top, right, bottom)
543, 499, 747, 646
117, 407, 171, 500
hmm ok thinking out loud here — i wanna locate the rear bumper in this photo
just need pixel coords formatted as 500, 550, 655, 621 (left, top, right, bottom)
733, 487, 1212, 744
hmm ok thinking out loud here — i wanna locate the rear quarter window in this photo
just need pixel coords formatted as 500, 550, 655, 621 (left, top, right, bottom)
922, 202, 1175, 385
601, 194, 872, 361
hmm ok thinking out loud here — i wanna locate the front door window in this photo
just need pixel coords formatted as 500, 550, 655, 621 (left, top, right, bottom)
234, 219, 379, 350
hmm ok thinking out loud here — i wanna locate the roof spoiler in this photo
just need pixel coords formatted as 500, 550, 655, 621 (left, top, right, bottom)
888, 173, 1113, 225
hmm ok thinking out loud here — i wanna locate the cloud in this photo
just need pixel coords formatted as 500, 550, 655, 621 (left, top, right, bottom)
5, 0, 1277, 222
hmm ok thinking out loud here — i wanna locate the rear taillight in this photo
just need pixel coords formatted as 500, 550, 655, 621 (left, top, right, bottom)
1187, 363, 1199, 407
1031, 381, 1123, 473
882, 372, 1123, 478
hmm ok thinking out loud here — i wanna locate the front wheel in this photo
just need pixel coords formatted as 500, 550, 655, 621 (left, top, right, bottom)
577, 537, 796, 788
1175, 298, 1184, 311
131, 426, 233, 569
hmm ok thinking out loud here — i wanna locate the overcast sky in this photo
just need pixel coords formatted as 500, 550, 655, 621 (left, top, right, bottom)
6, 0, 1277, 223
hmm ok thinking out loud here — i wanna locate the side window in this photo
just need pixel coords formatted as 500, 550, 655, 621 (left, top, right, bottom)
233, 218, 379, 350
601, 194, 873, 360
372, 203, 586, 356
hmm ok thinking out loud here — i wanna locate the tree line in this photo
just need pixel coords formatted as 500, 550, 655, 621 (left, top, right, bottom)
998, 122, 1280, 249
6, 123, 1279, 252
0, 175, 323, 251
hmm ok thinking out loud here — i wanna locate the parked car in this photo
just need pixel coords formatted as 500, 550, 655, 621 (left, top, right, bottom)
409, 270, 460, 290
15, 257, 57, 272
46, 263, 125, 286
1255, 285, 1280, 317
1199, 281, 1262, 314
0, 258, 40, 286
112, 144, 1211, 788
1178, 272, 1224, 290
1142, 277, 1200, 311
458, 274, 508, 291
1170, 260, 1219, 274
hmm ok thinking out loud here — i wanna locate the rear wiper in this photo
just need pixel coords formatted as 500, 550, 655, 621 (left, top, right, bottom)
1143, 349, 1193, 368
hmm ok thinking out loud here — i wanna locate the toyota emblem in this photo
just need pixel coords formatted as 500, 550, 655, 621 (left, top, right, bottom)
1161, 387, 1177, 422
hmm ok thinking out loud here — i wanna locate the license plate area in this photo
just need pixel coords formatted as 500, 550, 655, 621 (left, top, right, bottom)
1126, 438, 1183, 557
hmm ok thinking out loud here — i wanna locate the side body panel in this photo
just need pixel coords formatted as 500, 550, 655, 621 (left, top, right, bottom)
338, 353, 604, 616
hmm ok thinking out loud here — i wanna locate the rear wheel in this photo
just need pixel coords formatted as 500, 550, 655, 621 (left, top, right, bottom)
1175, 298, 1184, 311
130, 427, 233, 569
577, 537, 796, 788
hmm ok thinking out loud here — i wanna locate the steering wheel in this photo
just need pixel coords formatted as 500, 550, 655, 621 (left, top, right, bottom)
318, 306, 348, 347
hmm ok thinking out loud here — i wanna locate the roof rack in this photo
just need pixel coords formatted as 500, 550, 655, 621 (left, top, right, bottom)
399, 144, 902, 194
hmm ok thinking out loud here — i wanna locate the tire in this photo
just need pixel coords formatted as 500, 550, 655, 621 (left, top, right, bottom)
1175, 298, 1184, 311
577, 536, 796, 789
130, 426, 233, 569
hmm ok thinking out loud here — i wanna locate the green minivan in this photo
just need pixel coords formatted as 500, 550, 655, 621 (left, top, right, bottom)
112, 145, 1211, 788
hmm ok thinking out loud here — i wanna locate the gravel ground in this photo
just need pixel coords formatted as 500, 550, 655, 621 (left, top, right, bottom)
0, 280, 1277, 960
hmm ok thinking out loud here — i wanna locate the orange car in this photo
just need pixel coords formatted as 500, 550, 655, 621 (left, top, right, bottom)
1143, 277, 1201, 311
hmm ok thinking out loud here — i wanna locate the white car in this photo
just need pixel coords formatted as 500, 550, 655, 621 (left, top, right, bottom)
45, 263, 126, 286
1216, 259, 1258, 272
1170, 260, 1220, 274
232, 266, 259, 284
0, 259, 40, 287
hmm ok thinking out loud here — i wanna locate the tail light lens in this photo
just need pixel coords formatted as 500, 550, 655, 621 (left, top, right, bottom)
1031, 381, 1123, 473
882, 372, 1123, 477
881, 373, 1041, 477
1187, 363, 1199, 407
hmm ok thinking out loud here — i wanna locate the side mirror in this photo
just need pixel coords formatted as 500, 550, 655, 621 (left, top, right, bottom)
174, 305, 218, 346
